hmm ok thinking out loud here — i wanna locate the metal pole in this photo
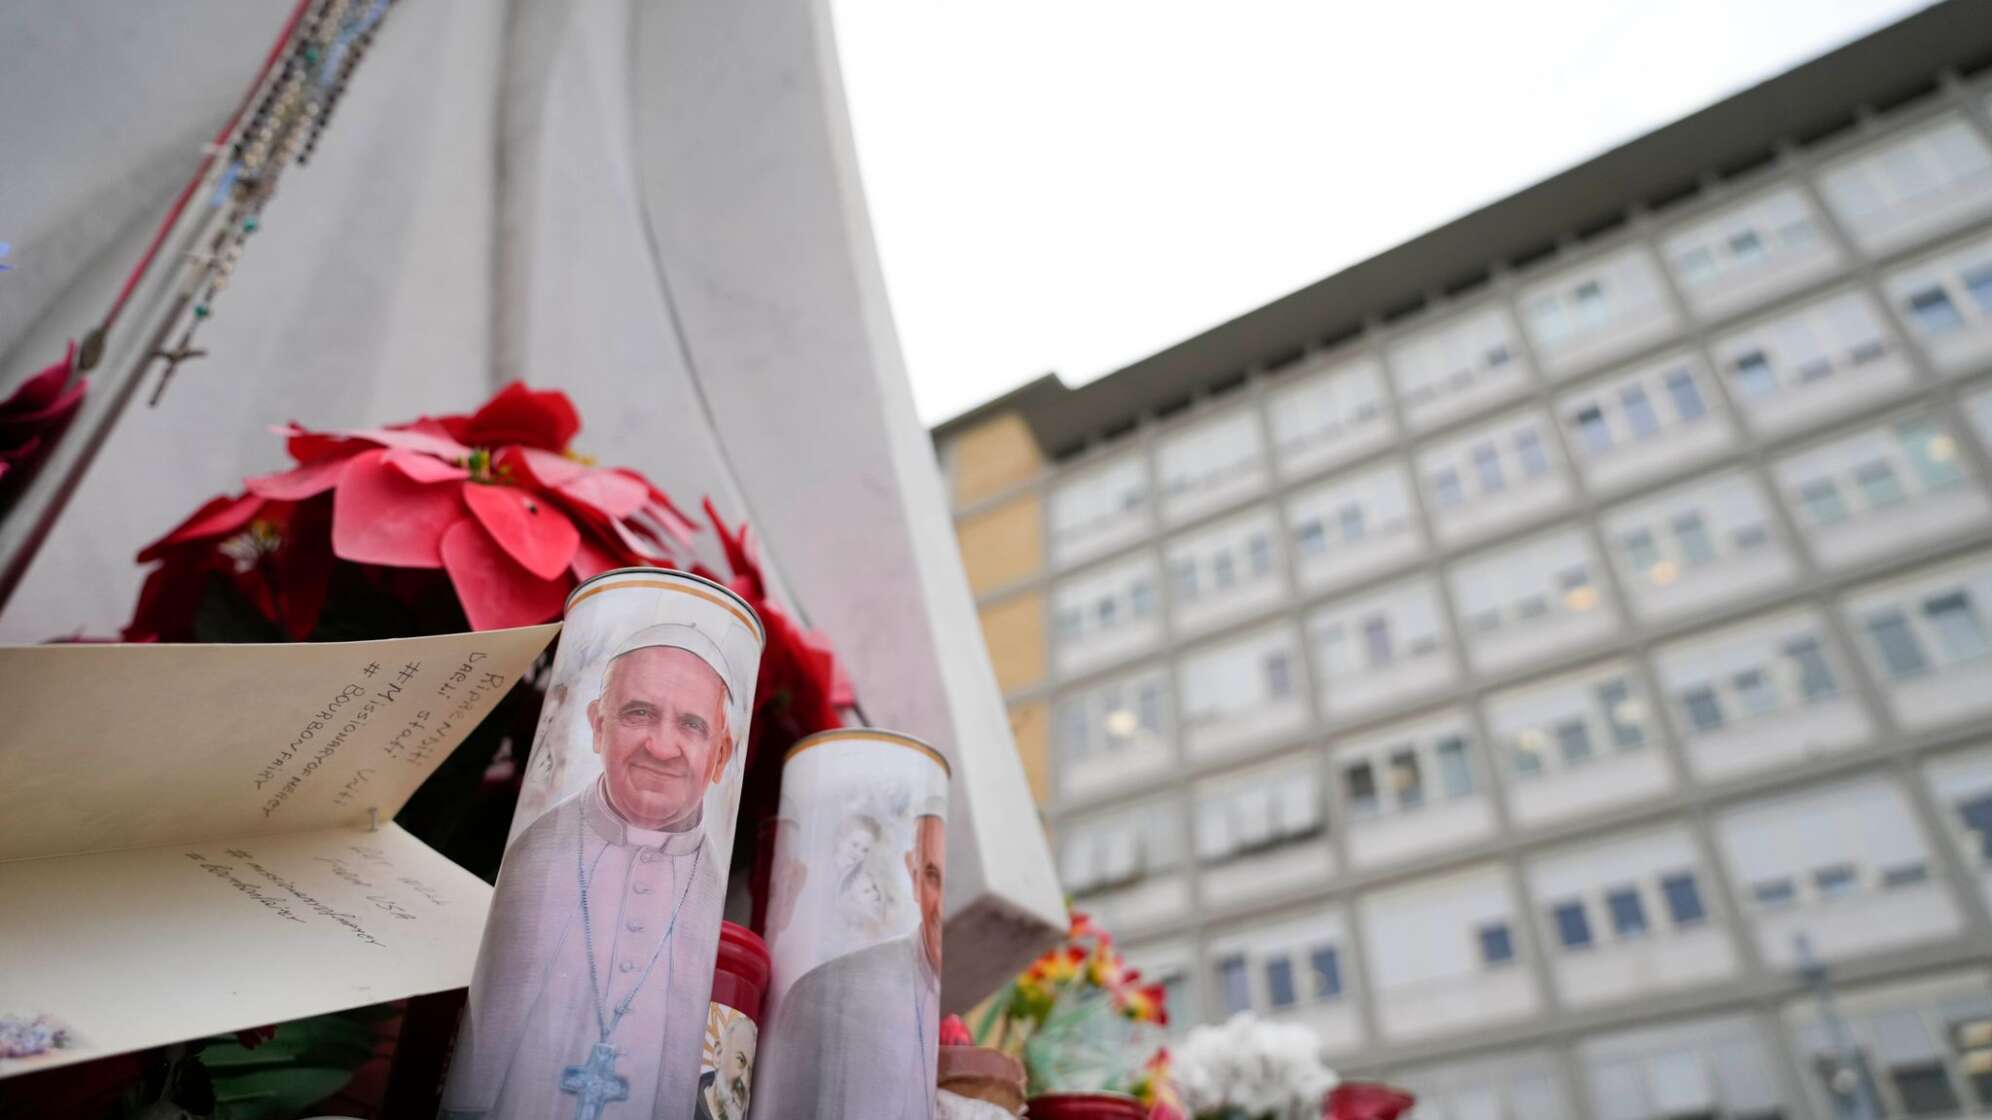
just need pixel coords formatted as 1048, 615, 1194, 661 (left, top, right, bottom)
1795, 933, 1883, 1120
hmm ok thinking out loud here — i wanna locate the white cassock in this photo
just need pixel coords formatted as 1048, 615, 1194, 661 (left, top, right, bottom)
441, 779, 723, 1120
754, 932, 939, 1120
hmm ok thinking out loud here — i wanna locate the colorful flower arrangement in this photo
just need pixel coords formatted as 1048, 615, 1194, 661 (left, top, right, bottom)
971, 910, 1180, 1117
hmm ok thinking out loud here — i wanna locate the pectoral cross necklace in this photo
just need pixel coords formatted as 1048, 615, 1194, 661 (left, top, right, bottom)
562, 826, 702, 1120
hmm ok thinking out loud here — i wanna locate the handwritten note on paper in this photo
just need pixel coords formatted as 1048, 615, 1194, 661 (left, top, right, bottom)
0, 624, 557, 864
0, 624, 559, 1077
0, 822, 492, 1077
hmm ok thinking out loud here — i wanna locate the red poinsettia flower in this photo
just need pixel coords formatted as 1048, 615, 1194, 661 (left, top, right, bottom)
0, 340, 86, 497
1325, 1082, 1416, 1120
127, 382, 701, 638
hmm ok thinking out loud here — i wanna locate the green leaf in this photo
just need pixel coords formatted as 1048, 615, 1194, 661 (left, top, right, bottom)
210, 1067, 356, 1120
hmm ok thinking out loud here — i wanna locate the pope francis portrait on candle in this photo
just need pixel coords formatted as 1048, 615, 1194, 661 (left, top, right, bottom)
753, 801, 946, 1119
441, 623, 739, 1120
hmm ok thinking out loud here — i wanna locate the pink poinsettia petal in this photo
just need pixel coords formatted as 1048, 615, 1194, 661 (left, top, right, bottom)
558, 469, 648, 520
383, 447, 471, 484
510, 447, 586, 488
610, 513, 675, 564
440, 519, 571, 630
246, 457, 349, 500
570, 534, 621, 582
343, 425, 473, 462
136, 493, 267, 562
505, 447, 647, 520
330, 449, 464, 568
461, 482, 580, 581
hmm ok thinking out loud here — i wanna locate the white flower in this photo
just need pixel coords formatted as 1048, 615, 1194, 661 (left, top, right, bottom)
1174, 1013, 1339, 1120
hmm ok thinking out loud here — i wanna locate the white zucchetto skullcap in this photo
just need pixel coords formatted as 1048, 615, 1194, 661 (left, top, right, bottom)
607, 622, 736, 701
918, 792, 949, 821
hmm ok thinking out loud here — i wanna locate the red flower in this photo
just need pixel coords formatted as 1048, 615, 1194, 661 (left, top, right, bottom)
127, 382, 700, 638
1325, 1082, 1416, 1120
0, 341, 86, 498
939, 1015, 974, 1047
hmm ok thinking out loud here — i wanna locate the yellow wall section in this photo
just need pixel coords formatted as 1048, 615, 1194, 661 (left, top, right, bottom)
977, 592, 1046, 694
955, 495, 1043, 595
948, 413, 1042, 507
1007, 699, 1051, 806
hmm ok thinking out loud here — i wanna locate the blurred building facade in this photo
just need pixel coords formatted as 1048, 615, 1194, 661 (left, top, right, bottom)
932, 4, 1992, 1117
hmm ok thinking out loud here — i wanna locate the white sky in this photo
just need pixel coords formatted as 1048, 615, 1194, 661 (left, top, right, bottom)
830, 0, 1937, 426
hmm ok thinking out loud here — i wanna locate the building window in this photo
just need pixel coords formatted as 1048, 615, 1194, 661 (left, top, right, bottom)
1552, 901, 1593, 949
1554, 719, 1594, 766
1362, 616, 1393, 667
1672, 513, 1716, 567
1472, 444, 1505, 493
1907, 287, 1966, 335
1433, 466, 1464, 508
1056, 606, 1084, 642
1338, 504, 1366, 544
1813, 863, 1859, 899
1966, 263, 1992, 312
1388, 749, 1425, 809
1217, 954, 1251, 1016
1309, 946, 1343, 999
1785, 637, 1838, 700
1173, 557, 1199, 601
1130, 578, 1155, 619
1478, 921, 1515, 966
1212, 552, 1236, 590
1605, 887, 1649, 938
1057, 699, 1093, 762
1435, 736, 1475, 798
1516, 428, 1551, 478
1751, 878, 1797, 909
1247, 533, 1274, 578
1959, 793, 1992, 861
1880, 861, 1929, 888
1732, 350, 1776, 398
1264, 651, 1294, 699
1575, 406, 1612, 455
1866, 609, 1930, 679
1900, 421, 1964, 491
1891, 1062, 1960, 1117
1622, 528, 1661, 572
1682, 685, 1725, 732
1665, 369, 1707, 421
1661, 871, 1707, 925
1924, 591, 1989, 662
1265, 957, 1297, 1009
1854, 460, 1907, 510
1597, 678, 1646, 748
1734, 668, 1778, 717
1345, 762, 1380, 818
1621, 386, 1660, 439
1799, 478, 1849, 526
1296, 520, 1327, 557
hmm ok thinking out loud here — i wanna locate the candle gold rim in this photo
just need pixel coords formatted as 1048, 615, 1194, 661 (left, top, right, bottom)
783, 728, 952, 779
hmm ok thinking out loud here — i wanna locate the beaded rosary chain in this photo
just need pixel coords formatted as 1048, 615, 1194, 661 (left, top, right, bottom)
149, 0, 397, 406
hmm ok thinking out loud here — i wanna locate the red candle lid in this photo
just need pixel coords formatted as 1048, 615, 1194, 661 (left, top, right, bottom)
710, 921, 771, 1021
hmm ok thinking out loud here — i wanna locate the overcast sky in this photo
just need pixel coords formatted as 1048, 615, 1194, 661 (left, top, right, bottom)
830, 0, 1936, 426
